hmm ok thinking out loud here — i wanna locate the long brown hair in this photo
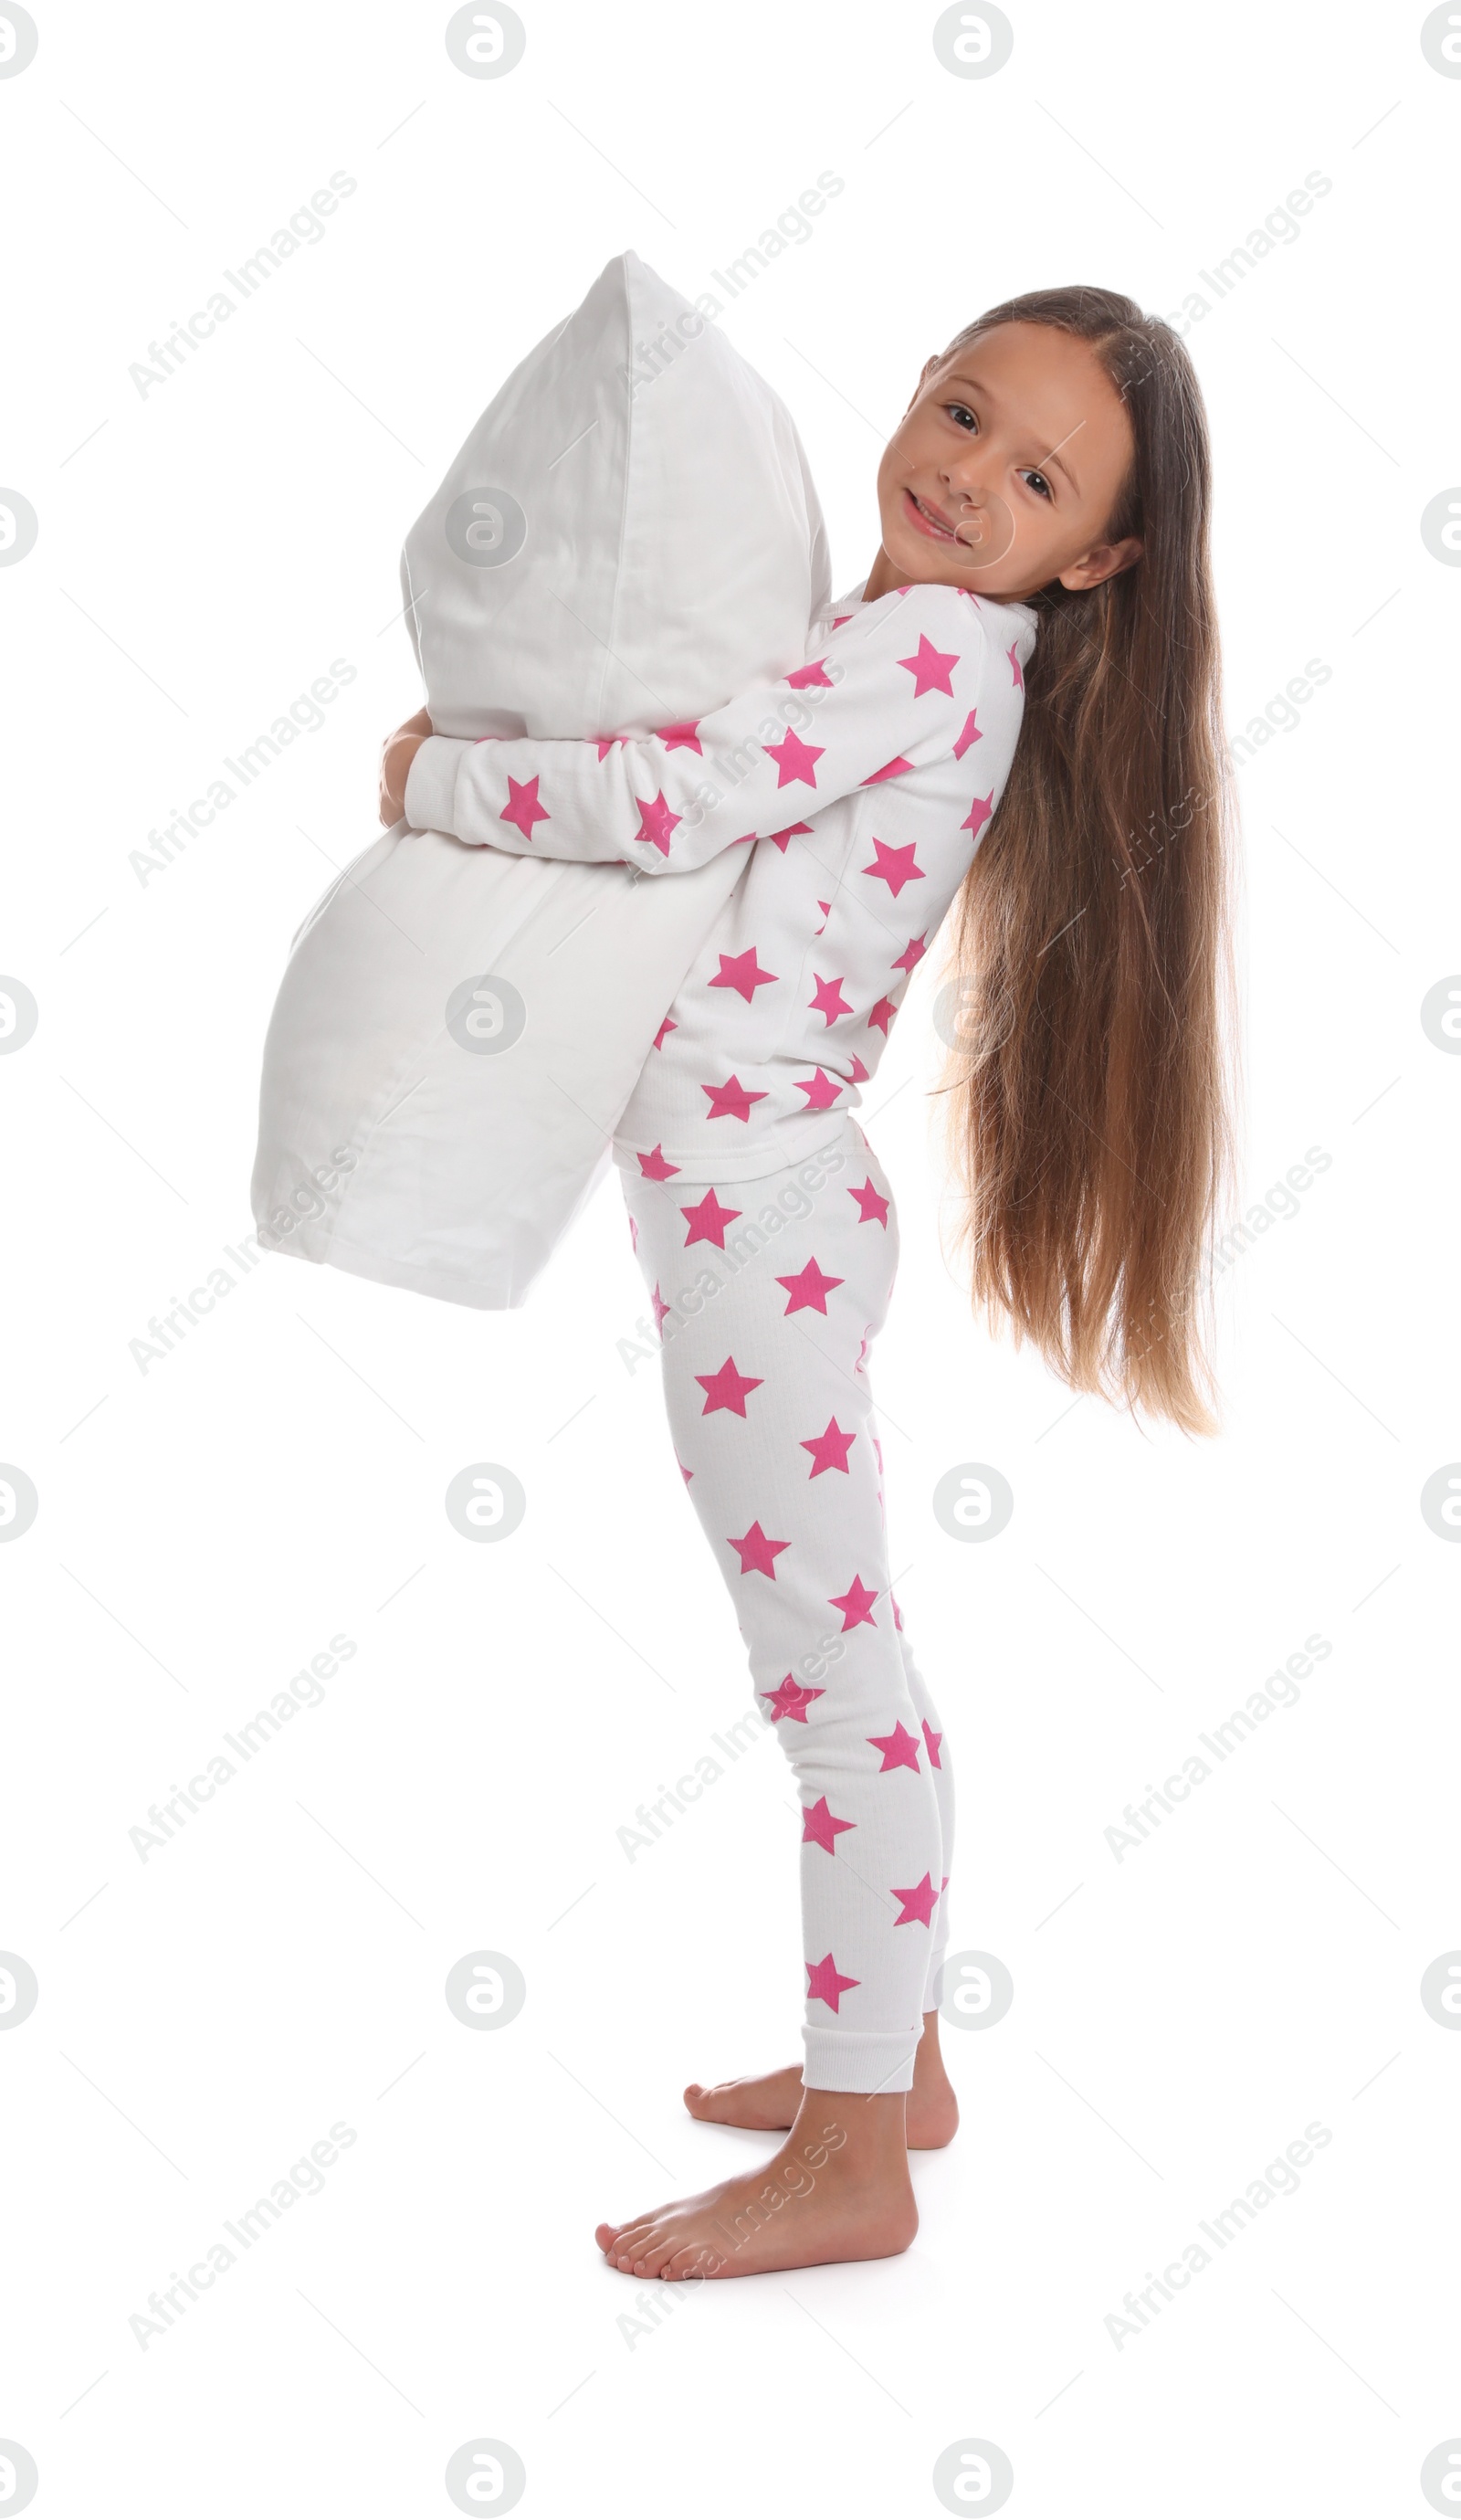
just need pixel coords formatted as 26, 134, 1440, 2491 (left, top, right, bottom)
937, 288, 1239, 1436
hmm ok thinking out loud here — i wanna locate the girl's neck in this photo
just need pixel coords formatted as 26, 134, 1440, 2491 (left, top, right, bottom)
862, 548, 1035, 606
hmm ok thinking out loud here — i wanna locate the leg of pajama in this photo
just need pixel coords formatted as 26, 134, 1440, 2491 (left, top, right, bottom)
621, 1123, 953, 2095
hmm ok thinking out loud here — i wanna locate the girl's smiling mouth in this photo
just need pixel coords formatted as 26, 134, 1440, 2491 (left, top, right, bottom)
903, 486, 962, 542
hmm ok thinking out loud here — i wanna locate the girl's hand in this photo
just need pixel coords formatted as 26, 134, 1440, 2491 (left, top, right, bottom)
380, 707, 432, 823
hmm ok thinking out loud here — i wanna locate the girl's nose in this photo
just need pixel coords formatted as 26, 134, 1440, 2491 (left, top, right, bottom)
941, 457, 989, 505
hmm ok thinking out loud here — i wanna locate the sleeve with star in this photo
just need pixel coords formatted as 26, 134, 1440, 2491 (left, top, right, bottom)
401, 585, 1004, 874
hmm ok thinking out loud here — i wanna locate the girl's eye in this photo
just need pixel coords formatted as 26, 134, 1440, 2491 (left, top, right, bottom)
946, 403, 977, 432
1021, 469, 1053, 501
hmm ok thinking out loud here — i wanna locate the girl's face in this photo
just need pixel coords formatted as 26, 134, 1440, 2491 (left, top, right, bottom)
867, 320, 1141, 605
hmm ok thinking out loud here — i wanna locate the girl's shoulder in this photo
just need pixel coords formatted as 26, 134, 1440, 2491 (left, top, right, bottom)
812, 578, 1038, 671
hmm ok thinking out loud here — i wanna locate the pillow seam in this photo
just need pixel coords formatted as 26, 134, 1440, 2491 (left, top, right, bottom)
599, 255, 637, 738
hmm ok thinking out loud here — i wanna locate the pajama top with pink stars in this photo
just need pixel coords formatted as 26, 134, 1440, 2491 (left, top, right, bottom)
402, 575, 1037, 1184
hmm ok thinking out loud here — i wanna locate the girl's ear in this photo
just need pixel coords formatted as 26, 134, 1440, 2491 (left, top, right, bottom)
1058, 534, 1142, 592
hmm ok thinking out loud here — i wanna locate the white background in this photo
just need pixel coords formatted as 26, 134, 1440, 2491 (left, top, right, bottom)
2, 2, 1457, 2514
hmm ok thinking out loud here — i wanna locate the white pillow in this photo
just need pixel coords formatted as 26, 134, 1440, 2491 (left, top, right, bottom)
251, 251, 830, 1309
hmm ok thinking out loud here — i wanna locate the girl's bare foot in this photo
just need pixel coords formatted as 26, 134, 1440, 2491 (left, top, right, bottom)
596, 2089, 917, 2280
684, 2009, 960, 2148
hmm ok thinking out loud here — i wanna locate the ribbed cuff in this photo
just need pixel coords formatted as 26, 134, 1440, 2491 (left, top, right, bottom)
801, 2020, 923, 2095
403, 735, 469, 838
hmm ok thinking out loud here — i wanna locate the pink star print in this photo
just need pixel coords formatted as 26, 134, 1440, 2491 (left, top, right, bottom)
729, 1520, 789, 1577
764, 727, 825, 788
809, 973, 853, 1025
784, 659, 833, 690
654, 720, 702, 752
636, 1144, 679, 1180
499, 775, 550, 839
848, 1055, 869, 1083
861, 755, 914, 786
892, 933, 928, 974
680, 1188, 741, 1249
702, 1074, 768, 1123
762, 1675, 824, 1723
802, 1418, 856, 1476
814, 901, 832, 934
635, 792, 682, 855
867, 996, 898, 1037
890, 1592, 904, 1632
652, 1014, 678, 1049
676, 1455, 693, 1485
806, 1953, 860, 2012
862, 839, 924, 897
769, 823, 813, 851
709, 947, 778, 1002
696, 1356, 762, 1418
952, 709, 983, 759
1007, 639, 1025, 691
898, 632, 959, 697
962, 792, 994, 843
594, 738, 620, 760
922, 1720, 943, 1769
649, 1281, 671, 1333
802, 1795, 856, 1853
848, 1177, 890, 1227
867, 1721, 921, 1771
794, 1068, 842, 1111
892, 1874, 940, 1926
776, 1257, 845, 1315
626, 1212, 637, 1253
830, 1575, 879, 1630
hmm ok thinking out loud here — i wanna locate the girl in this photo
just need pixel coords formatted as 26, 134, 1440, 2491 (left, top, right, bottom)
380, 288, 1235, 2282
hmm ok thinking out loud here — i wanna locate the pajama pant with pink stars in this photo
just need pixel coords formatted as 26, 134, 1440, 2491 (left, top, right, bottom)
620, 1119, 952, 2095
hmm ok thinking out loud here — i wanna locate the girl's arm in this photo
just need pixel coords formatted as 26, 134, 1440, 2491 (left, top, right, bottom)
380, 705, 431, 824
400, 585, 1001, 874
